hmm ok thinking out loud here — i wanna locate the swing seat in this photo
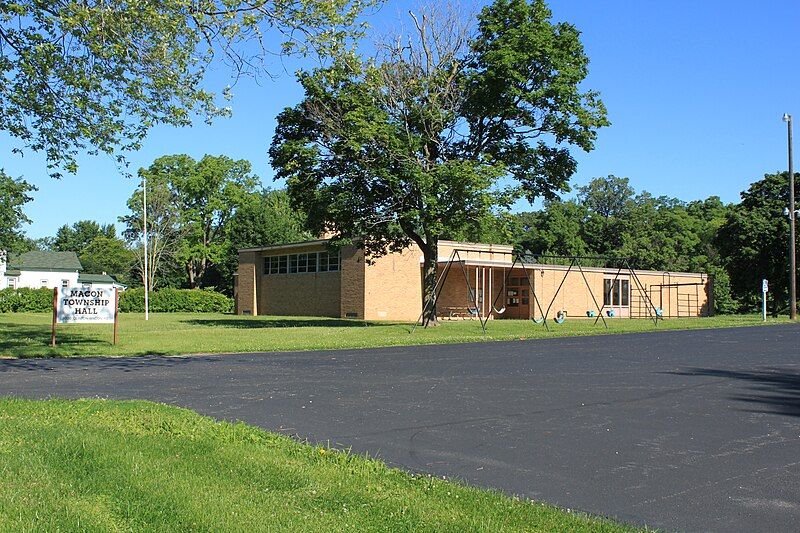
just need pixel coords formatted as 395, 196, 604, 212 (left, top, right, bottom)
493, 306, 506, 314
532, 317, 545, 324
554, 311, 567, 324
655, 307, 664, 317
467, 307, 479, 316
586, 310, 596, 317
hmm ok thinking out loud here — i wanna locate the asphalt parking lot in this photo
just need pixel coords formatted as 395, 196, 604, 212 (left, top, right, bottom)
2, 324, 799, 532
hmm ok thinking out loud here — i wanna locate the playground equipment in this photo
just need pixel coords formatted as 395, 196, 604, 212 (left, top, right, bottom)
412, 249, 663, 334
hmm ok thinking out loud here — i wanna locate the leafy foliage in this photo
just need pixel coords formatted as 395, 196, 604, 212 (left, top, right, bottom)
0, 0, 378, 177
53, 220, 115, 252
715, 172, 799, 315
509, 175, 735, 313
118, 288, 233, 313
217, 189, 313, 294
0, 287, 53, 312
0, 170, 36, 253
121, 165, 184, 291
79, 236, 136, 286
125, 154, 259, 289
271, 0, 607, 322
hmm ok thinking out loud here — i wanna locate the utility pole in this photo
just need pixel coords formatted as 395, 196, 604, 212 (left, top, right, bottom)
783, 114, 796, 320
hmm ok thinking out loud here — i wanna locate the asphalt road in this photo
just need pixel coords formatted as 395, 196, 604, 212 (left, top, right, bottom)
2, 324, 800, 532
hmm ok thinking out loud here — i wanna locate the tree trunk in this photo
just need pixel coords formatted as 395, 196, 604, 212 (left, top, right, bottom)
420, 240, 439, 327
187, 263, 196, 289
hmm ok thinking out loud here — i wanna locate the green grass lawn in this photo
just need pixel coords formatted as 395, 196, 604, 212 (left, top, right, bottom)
0, 312, 793, 358
0, 398, 635, 532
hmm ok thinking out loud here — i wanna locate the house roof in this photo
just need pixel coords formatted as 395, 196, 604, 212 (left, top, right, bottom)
7, 251, 82, 272
78, 273, 126, 286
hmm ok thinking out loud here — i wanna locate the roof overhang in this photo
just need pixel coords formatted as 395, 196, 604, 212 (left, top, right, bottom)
239, 240, 329, 253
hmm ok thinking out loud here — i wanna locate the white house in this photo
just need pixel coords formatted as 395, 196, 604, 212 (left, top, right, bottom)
0, 250, 126, 292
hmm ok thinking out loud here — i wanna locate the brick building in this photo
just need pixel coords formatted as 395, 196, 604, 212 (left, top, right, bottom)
235, 240, 712, 321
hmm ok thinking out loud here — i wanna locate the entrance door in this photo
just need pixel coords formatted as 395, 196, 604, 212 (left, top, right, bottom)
505, 276, 530, 319
603, 278, 630, 317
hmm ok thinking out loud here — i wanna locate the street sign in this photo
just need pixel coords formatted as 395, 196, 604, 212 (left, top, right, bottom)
762, 279, 769, 293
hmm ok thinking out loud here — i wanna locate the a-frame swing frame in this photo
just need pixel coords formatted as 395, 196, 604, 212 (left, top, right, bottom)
411, 248, 501, 334
411, 250, 662, 334
483, 252, 549, 332
528, 254, 662, 327
411, 248, 548, 334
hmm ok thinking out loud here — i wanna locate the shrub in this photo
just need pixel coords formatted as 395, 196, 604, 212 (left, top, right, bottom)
118, 288, 233, 313
0, 287, 54, 312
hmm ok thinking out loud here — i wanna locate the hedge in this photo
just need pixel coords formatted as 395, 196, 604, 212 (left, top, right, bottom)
0, 287, 233, 314
0, 287, 54, 312
118, 288, 233, 313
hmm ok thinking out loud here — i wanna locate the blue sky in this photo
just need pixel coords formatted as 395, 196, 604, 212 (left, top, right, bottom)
5, 0, 800, 239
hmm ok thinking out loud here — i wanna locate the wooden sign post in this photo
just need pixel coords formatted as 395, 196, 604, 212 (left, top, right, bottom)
113, 288, 119, 345
50, 287, 57, 347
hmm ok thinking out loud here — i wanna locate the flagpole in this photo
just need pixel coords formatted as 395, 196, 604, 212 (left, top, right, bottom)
143, 174, 149, 321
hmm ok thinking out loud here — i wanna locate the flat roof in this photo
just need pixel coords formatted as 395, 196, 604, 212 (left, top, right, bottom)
446, 258, 707, 278
240, 238, 515, 254
239, 239, 329, 253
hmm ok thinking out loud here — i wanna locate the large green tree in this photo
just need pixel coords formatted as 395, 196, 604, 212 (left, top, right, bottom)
217, 189, 313, 294
0, 0, 377, 177
53, 220, 115, 252
271, 0, 608, 324
121, 168, 184, 291
715, 172, 799, 316
508, 176, 735, 313
79, 236, 136, 285
0, 170, 36, 253
127, 154, 258, 289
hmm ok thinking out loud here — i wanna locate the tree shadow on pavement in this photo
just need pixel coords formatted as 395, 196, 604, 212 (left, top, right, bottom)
668, 367, 800, 418
0, 354, 222, 373
181, 318, 402, 328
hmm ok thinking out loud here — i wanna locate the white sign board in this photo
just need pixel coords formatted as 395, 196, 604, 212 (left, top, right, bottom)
762, 279, 769, 293
57, 287, 116, 324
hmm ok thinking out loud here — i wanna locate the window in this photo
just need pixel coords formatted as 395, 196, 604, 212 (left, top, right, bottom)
506, 288, 519, 307
263, 251, 340, 275
296, 253, 308, 273
327, 251, 340, 271
604, 279, 630, 306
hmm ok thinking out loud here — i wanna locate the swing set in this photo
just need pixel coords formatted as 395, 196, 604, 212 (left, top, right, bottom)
412, 249, 663, 334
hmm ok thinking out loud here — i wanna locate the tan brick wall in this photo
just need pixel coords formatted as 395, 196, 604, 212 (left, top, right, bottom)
237, 239, 712, 321
435, 264, 711, 320
259, 273, 341, 316
438, 241, 514, 264
238, 242, 342, 317
364, 246, 423, 321
340, 245, 365, 318
235, 251, 258, 315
